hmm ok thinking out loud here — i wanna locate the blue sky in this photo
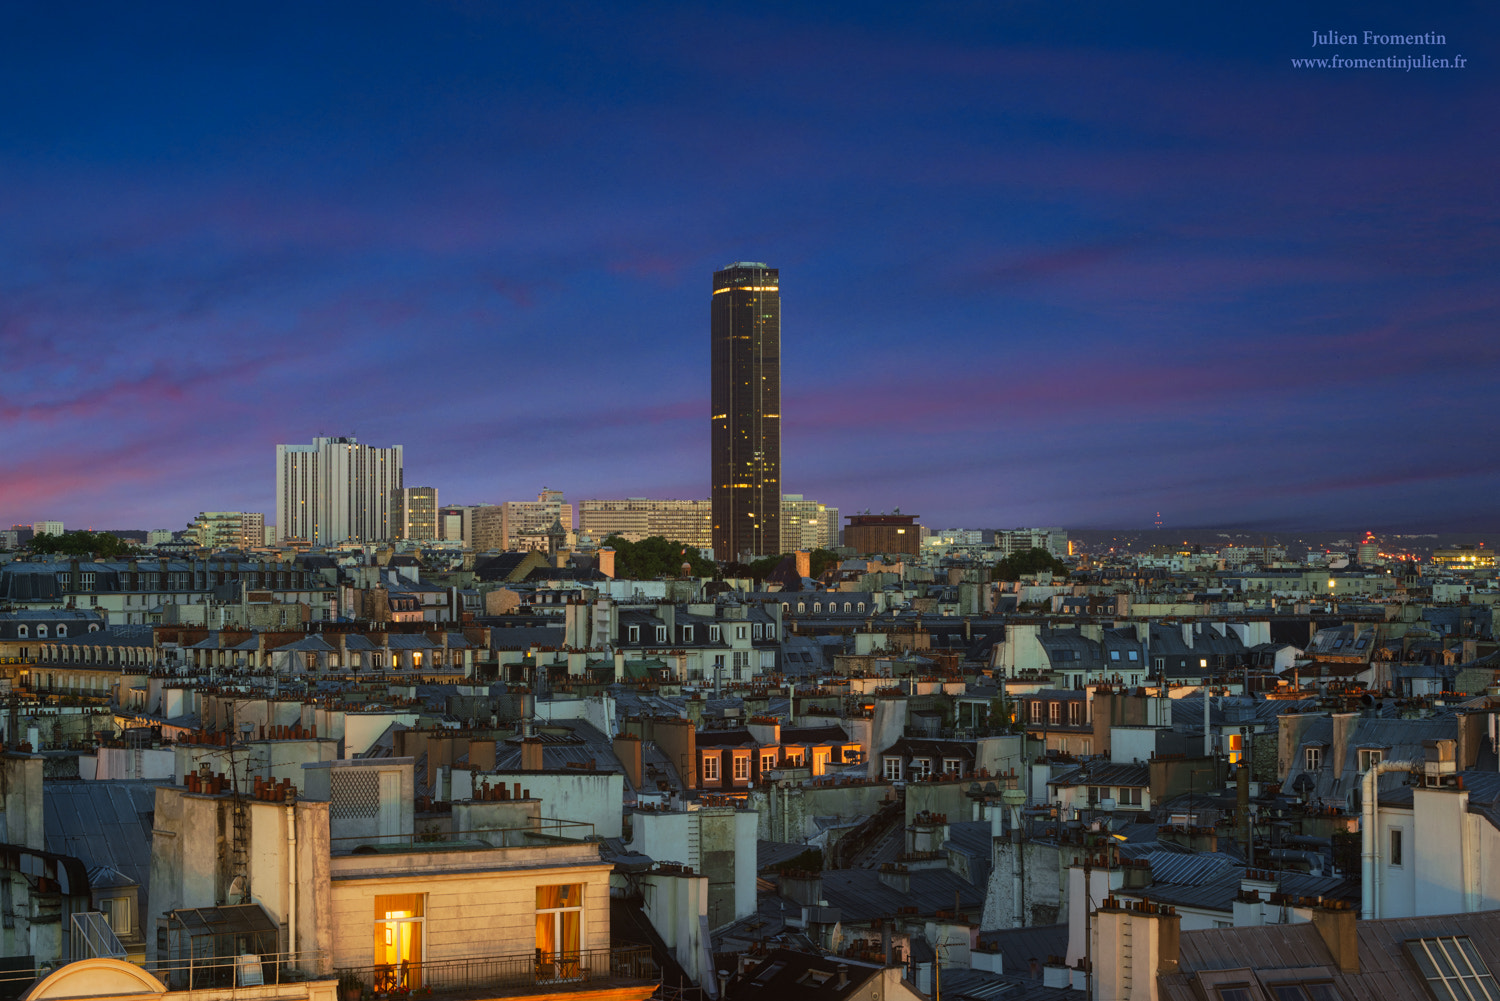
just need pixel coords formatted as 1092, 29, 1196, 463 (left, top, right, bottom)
2, 1, 1496, 533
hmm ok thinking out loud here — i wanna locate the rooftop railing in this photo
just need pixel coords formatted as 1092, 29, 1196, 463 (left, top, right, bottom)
330, 819, 597, 855
337, 945, 656, 998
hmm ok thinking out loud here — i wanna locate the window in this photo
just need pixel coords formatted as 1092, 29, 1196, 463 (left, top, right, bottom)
38, 625, 48, 638
375, 894, 425, 990
857, 602, 865, 612
910, 759, 931, 779
1110, 650, 1120, 661
628, 625, 640, 643
883, 757, 903, 781
1270, 984, 1343, 1001
1030, 701, 1042, 724
101, 896, 131, 935
753, 623, 762, 639
536, 884, 583, 982
1406, 937, 1498, 1001
733, 650, 748, 679
813, 603, 822, 613
797, 603, 805, 613
762, 753, 777, 772
682, 626, 693, 642
709, 625, 720, 642
655, 626, 667, 643
737, 626, 746, 640
702, 755, 720, 781
1305, 746, 1323, 771
16, 626, 25, 638
1119, 787, 1142, 806
943, 758, 964, 777
1216, 988, 1255, 1001
1049, 702, 1062, 725
1068, 702, 1081, 725
1359, 748, 1383, 772
1390, 828, 1403, 867
1128, 651, 1138, 661
1088, 786, 1104, 804
843, 603, 852, 613
733, 756, 749, 780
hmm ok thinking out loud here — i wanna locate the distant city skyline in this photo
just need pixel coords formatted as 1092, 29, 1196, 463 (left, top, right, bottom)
2, 3, 1496, 533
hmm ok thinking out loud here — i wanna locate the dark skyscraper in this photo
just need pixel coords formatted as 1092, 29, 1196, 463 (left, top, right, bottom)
711, 261, 781, 560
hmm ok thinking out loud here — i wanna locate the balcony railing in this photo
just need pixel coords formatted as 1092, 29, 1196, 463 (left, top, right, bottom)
148, 950, 326, 992
330, 820, 597, 855
337, 946, 656, 998
70, 911, 126, 961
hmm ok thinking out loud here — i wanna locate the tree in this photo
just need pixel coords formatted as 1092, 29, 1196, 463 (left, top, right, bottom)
808, 548, 841, 579
601, 536, 716, 579
28, 530, 137, 558
991, 547, 1069, 581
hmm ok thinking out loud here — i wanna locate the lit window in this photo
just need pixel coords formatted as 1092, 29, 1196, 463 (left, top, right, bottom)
762, 753, 777, 772
702, 756, 720, 781
536, 884, 584, 982
374, 894, 425, 990
733, 756, 749, 780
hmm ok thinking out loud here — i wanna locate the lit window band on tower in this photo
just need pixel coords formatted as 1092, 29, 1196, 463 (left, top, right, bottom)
711, 262, 781, 560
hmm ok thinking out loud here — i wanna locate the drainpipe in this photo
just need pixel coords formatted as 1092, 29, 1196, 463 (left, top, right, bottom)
287, 800, 298, 965
1360, 760, 1414, 920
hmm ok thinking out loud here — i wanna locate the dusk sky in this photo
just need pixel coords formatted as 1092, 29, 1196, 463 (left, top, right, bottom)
3, 2, 1496, 535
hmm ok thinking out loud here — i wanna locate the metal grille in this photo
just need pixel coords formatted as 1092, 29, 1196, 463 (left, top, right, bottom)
330, 769, 380, 820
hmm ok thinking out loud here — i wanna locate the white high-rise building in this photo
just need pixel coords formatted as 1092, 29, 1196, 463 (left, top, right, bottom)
780, 495, 839, 552
276, 436, 404, 544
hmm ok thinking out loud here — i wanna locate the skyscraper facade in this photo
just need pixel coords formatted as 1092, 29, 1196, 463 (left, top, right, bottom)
394, 486, 439, 541
711, 262, 781, 559
276, 436, 403, 544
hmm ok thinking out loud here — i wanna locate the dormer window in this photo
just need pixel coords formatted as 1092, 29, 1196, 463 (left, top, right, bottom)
709, 625, 720, 642
37, 625, 48, 638
628, 625, 640, 643
16, 626, 26, 638
655, 626, 667, 643
797, 603, 806, 613
682, 626, 694, 643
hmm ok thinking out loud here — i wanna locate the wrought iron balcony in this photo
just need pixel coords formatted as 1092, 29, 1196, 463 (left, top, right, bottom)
337, 946, 657, 999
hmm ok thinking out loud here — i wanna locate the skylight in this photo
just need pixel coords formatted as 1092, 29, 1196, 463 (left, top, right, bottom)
1407, 937, 1498, 1001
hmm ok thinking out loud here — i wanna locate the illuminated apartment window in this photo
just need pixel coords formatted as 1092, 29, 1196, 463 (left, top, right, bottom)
536, 884, 583, 982
1406, 937, 1498, 1001
374, 894, 425, 991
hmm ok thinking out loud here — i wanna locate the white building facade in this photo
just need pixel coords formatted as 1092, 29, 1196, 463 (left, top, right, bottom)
276, 436, 404, 544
